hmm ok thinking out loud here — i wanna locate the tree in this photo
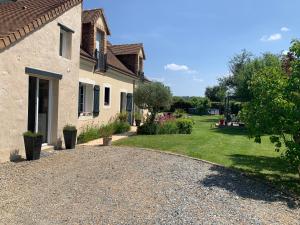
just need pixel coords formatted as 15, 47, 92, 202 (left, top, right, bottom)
134, 82, 172, 122
241, 40, 300, 174
205, 85, 226, 102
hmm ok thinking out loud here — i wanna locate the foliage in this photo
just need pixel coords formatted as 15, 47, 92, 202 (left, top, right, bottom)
113, 121, 131, 134
171, 96, 211, 115
241, 40, 300, 171
158, 121, 179, 134
158, 113, 176, 123
170, 97, 193, 112
117, 112, 128, 123
134, 112, 142, 121
134, 82, 172, 122
77, 125, 101, 144
63, 124, 77, 132
205, 85, 226, 102
23, 131, 43, 138
100, 123, 115, 138
176, 118, 194, 134
137, 122, 159, 135
173, 109, 186, 118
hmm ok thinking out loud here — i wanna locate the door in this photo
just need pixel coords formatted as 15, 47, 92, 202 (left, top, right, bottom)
28, 77, 50, 144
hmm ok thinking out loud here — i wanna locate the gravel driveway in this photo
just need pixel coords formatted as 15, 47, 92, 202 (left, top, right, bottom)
0, 146, 299, 225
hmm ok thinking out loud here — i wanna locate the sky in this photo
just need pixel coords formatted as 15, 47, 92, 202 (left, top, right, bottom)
83, 0, 300, 96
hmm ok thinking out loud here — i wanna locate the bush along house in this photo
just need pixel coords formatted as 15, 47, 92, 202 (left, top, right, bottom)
0, 0, 150, 162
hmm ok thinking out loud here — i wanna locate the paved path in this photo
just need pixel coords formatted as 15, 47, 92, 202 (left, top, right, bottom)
0, 146, 299, 225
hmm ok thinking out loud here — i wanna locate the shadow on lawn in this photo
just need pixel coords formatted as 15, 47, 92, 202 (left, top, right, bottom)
211, 126, 249, 136
199, 158, 299, 209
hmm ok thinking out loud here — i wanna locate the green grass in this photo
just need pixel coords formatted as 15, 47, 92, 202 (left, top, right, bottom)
114, 115, 300, 195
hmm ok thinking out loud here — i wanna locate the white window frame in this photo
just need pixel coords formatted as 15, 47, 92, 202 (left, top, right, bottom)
103, 83, 111, 108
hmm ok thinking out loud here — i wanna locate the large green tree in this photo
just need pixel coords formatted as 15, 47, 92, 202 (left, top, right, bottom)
134, 82, 172, 122
241, 40, 300, 173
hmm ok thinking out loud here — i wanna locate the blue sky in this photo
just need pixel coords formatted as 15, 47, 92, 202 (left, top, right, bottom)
84, 0, 300, 96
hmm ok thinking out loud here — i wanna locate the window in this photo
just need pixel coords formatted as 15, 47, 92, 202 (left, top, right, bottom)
104, 87, 110, 106
78, 83, 94, 116
59, 25, 73, 59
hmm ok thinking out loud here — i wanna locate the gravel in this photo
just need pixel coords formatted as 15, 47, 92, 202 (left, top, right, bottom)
0, 146, 299, 225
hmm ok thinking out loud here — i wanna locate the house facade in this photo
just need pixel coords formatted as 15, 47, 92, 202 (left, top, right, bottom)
78, 9, 148, 130
0, 0, 149, 162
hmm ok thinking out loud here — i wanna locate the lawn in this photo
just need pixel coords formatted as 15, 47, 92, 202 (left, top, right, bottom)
114, 115, 300, 195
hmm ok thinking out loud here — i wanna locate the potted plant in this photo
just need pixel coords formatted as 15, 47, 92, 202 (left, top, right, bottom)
134, 112, 142, 127
63, 125, 77, 149
100, 123, 115, 146
23, 131, 43, 161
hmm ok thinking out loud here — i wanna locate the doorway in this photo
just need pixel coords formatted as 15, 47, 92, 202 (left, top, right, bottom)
28, 77, 52, 144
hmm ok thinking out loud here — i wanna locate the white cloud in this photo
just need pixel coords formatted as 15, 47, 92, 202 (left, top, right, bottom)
260, 33, 282, 42
192, 76, 203, 83
164, 63, 190, 72
281, 27, 290, 32
164, 63, 198, 74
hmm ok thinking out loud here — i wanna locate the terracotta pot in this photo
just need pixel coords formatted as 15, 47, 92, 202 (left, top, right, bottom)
103, 137, 112, 146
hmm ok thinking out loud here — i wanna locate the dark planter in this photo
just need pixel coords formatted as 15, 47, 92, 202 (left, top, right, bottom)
103, 137, 112, 146
135, 120, 141, 127
63, 129, 77, 149
23, 135, 43, 161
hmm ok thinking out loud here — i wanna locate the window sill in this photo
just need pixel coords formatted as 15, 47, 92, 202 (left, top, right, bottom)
79, 113, 94, 121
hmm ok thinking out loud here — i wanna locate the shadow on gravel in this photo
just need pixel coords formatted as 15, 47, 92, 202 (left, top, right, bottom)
199, 165, 299, 209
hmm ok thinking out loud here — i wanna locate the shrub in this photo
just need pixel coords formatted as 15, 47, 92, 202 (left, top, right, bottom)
134, 112, 142, 121
23, 131, 43, 138
173, 109, 186, 118
158, 113, 175, 124
63, 124, 77, 132
137, 122, 159, 135
158, 121, 179, 134
77, 126, 100, 144
117, 112, 128, 122
100, 123, 115, 138
176, 118, 194, 134
113, 121, 131, 134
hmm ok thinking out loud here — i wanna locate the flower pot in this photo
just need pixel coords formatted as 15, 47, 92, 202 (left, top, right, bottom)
23, 135, 43, 161
135, 120, 141, 127
220, 119, 225, 126
63, 129, 77, 149
103, 137, 112, 146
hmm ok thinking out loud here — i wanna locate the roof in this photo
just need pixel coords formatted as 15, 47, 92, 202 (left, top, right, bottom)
0, 0, 82, 50
82, 9, 111, 35
80, 48, 96, 62
106, 46, 135, 76
110, 43, 146, 59
80, 46, 135, 77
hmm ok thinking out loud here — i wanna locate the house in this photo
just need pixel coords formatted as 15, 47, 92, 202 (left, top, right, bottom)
78, 9, 148, 130
0, 0, 150, 162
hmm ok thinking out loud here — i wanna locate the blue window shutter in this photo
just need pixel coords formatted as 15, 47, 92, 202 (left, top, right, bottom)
93, 85, 100, 116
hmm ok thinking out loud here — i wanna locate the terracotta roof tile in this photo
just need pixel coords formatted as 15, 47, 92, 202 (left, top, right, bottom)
0, 0, 82, 50
107, 46, 135, 76
80, 48, 96, 62
110, 43, 146, 59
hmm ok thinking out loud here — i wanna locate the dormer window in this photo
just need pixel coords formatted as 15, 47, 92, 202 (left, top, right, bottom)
95, 30, 106, 71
